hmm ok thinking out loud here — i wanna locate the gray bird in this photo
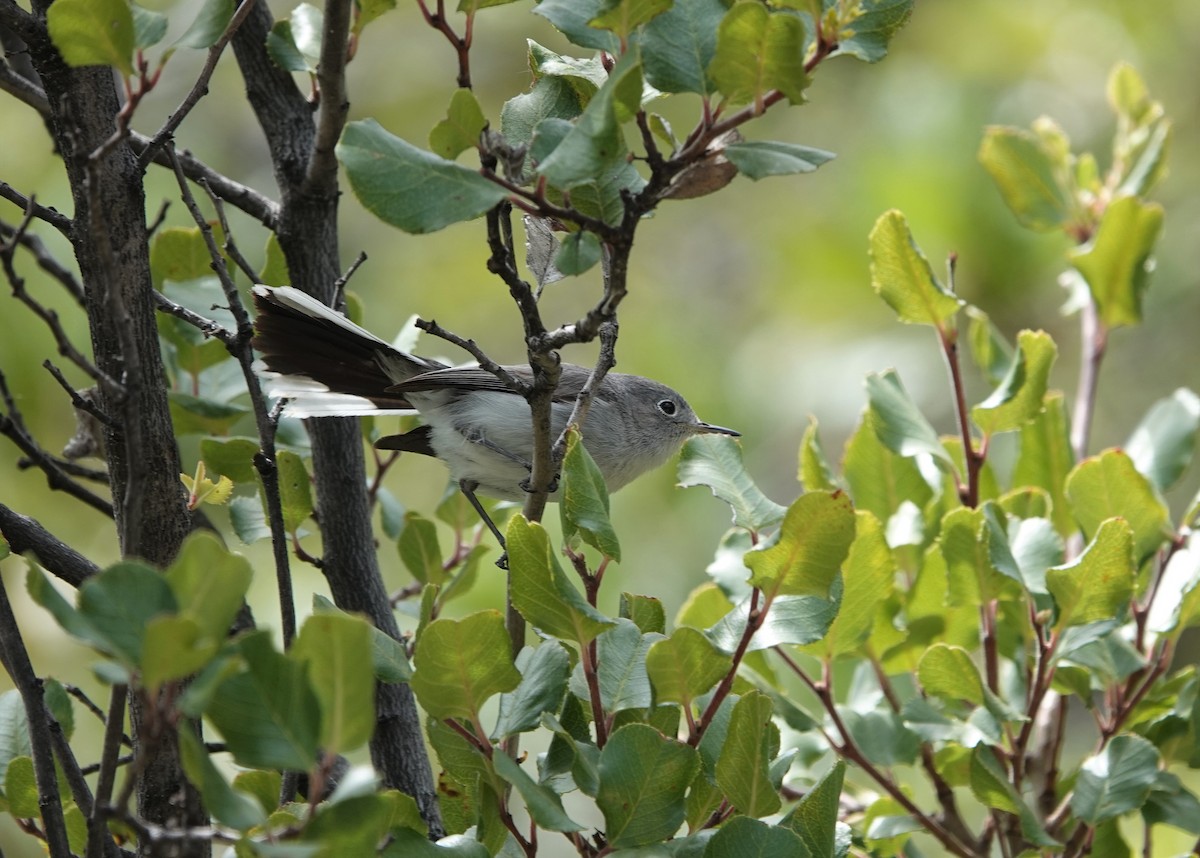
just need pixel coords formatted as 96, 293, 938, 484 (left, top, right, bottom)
251, 285, 738, 539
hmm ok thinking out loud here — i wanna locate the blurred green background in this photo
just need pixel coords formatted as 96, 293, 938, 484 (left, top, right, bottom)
1, 0, 1198, 854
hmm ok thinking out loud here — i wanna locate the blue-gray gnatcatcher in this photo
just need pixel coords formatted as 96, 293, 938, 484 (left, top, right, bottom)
251, 286, 738, 537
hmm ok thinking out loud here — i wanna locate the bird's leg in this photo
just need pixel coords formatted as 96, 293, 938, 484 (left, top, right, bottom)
459, 479, 509, 569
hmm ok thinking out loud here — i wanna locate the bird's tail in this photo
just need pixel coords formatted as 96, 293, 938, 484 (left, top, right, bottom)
251, 285, 443, 416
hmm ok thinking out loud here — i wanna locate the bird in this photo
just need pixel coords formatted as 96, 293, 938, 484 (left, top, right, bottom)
250, 285, 739, 542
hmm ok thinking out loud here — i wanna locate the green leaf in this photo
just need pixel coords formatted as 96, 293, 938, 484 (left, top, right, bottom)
26, 566, 111, 656
710, 3, 809, 107
229, 496, 271, 544
353, 0, 397, 35
1072, 734, 1161, 824
971, 330, 1057, 435
1069, 196, 1164, 328
291, 613, 375, 754
560, 428, 621, 560
1046, 519, 1135, 630
429, 89, 487, 160
706, 816, 806, 857
493, 643, 570, 739
1065, 449, 1172, 564
589, 0, 672, 40
799, 418, 838, 492
77, 561, 177, 666
869, 210, 962, 328
678, 435, 786, 532
141, 616, 217, 690
41, 680, 73, 742
553, 230, 602, 276
313, 594, 413, 684
411, 611, 520, 722
843, 708, 919, 767
978, 126, 1074, 232
338, 119, 508, 234
571, 620, 659, 713
596, 723, 699, 848
941, 504, 1021, 607
620, 593, 665, 635
168, 392, 249, 436
969, 746, 1059, 847
716, 691, 781, 817
965, 306, 1015, 385
4, 755, 39, 817
835, 0, 914, 63
645, 627, 731, 708
724, 140, 836, 180
537, 50, 643, 190
532, 0, 621, 52
842, 411, 933, 521
641, 0, 726, 95
709, 591, 838, 653
176, 0, 235, 49
165, 531, 253, 643
918, 644, 984, 706
0, 691, 32, 784
507, 515, 616, 646
150, 226, 216, 287
398, 512, 444, 586
304, 793, 394, 854
500, 53, 592, 150
746, 491, 856, 599
267, 3, 322, 73
131, 5, 168, 50
200, 437, 260, 484
781, 759, 846, 858
46, 0, 134, 75
207, 632, 321, 771
1126, 388, 1200, 492
276, 450, 313, 533
178, 727, 267, 831
1013, 392, 1075, 537
816, 512, 894, 659
385, 829, 491, 857
865, 370, 954, 467
492, 752, 584, 832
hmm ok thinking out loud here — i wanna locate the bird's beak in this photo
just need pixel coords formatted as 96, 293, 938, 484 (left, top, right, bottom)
694, 421, 740, 437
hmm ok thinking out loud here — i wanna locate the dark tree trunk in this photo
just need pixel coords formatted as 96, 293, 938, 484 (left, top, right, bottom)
230, 1, 442, 834
22, 4, 205, 854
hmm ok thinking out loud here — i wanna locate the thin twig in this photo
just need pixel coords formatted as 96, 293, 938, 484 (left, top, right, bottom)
138, 0, 260, 170
0, 182, 72, 236
0, 578, 73, 858
0, 220, 84, 302
165, 146, 297, 646
0, 371, 116, 517
415, 318, 528, 394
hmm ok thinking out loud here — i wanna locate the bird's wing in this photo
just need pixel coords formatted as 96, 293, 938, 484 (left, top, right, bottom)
392, 364, 601, 402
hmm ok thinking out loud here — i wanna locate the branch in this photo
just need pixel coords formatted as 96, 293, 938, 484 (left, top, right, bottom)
305, 0, 353, 194
137, 0, 260, 170
0, 56, 279, 228
0, 371, 116, 518
0, 183, 72, 236
0, 576, 73, 858
415, 317, 528, 395
0, 503, 101, 587
165, 145, 297, 646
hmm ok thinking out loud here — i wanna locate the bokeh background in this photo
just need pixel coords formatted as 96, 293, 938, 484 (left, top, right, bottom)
2, 0, 1198, 854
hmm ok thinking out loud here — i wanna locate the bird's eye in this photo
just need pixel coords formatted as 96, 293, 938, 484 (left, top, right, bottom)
657, 399, 677, 417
